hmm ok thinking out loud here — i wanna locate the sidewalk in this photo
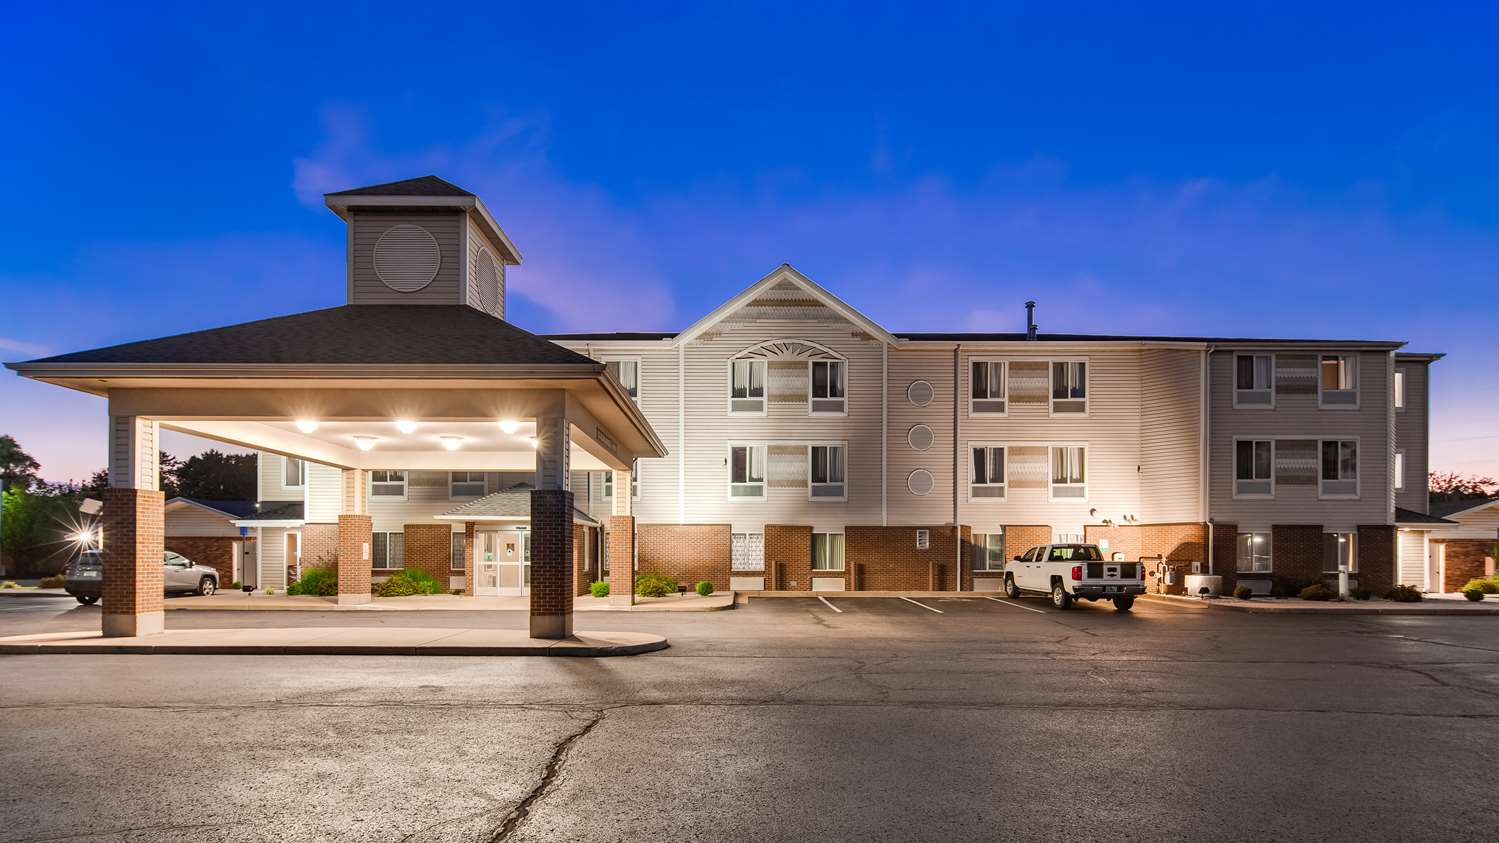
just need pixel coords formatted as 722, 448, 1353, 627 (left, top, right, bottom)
0, 627, 668, 657
1144, 593, 1499, 615
160, 590, 735, 612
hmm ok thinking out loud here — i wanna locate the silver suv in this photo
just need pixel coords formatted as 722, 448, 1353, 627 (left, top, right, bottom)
65, 550, 219, 605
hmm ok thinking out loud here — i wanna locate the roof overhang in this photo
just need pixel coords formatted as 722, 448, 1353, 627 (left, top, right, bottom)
674, 264, 899, 347
1396, 352, 1446, 363
232, 519, 305, 528
323, 193, 522, 265
165, 498, 244, 520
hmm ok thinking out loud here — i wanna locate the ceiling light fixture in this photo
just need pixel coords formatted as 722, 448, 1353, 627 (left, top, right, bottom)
295, 419, 320, 433
527, 436, 539, 449
498, 419, 520, 435
352, 435, 377, 451
439, 435, 464, 451
395, 419, 418, 434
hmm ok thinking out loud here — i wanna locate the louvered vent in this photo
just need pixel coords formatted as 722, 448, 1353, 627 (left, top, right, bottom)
907, 380, 934, 407
907, 424, 934, 451
373, 224, 441, 292
907, 469, 934, 496
475, 247, 499, 313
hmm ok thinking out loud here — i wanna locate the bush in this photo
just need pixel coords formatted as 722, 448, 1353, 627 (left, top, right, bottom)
635, 573, 678, 598
286, 567, 338, 596
39, 574, 66, 588
590, 581, 610, 598
1385, 584, 1423, 603
1463, 586, 1486, 602
1298, 583, 1336, 601
1272, 577, 1318, 598
695, 580, 714, 596
0, 581, 19, 589
1233, 584, 1253, 600
1350, 588, 1372, 601
373, 568, 445, 597
229, 580, 241, 590
1461, 578, 1499, 595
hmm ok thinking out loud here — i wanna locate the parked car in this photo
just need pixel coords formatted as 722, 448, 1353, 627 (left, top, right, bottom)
65, 550, 219, 604
1004, 543, 1144, 611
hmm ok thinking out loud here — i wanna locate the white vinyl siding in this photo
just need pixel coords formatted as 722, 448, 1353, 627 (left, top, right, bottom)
257, 454, 305, 502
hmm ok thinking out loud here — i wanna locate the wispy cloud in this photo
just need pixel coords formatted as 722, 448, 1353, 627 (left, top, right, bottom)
0, 337, 50, 357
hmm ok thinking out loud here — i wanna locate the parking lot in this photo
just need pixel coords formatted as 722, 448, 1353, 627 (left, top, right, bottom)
2, 592, 1497, 841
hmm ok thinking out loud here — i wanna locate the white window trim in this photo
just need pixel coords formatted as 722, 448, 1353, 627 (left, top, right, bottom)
807, 442, 848, 502
1232, 437, 1277, 500
1394, 449, 1405, 491
1236, 531, 1273, 574
1048, 358, 1090, 417
967, 442, 1008, 502
1047, 443, 1089, 502
726, 442, 767, 502
369, 469, 408, 502
1317, 353, 1360, 410
1232, 353, 1276, 409
1317, 437, 1361, 500
602, 460, 640, 500
807, 358, 849, 417
968, 357, 1009, 417
449, 531, 466, 571
811, 531, 846, 572
283, 457, 306, 489
727, 358, 769, 417
1394, 369, 1406, 412
448, 471, 486, 500
600, 356, 643, 404
371, 530, 404, 570
972, 532, 1006, 572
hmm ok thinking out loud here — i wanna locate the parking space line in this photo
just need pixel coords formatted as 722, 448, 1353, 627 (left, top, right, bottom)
900, 596, 943, 614
817, 596, 843, 613
983, 596, 1047, 614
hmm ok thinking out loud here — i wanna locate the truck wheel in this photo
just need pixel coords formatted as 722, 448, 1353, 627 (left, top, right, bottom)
75, 595, 98, 605
1004, 576, 1021, 598
1051, 583, 1072, 610
1113, 596, 1135, 612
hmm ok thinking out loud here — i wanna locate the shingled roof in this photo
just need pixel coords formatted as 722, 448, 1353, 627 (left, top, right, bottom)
17, 305, 597, 367
437, 488, 598, 526
325, 175, 474, 198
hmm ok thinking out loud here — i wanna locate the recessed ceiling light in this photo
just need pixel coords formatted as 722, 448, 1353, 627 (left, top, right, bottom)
395, 419, 418, 434
295, 419, 320, 433
352, 435, 377, 451
438, 435, 464, 451
498, 419, 520, 434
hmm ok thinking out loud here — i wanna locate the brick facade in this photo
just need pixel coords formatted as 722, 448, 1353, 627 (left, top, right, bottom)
765, 524, 813, 590
607, 515, 636, 607
102, 487, 165, 637
1357, 524, 1396, 595
162, 536, 238, 587
1212, 522, 1239, 594
530, 490, 573, 638
638, 524, 732, 592
1271, 524, 1325, 587
299, 523, 339, 569
1434, 539, 1497, 591
846, 525, 964, 591
403, 523, 454, 590
462, 522, 475, 596
336, 514, 373, 605
1084, 522, 1211, 593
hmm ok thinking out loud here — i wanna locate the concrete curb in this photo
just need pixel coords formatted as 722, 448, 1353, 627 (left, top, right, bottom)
0, 589, 73, 599
1143, 594, 1499, 616
0, 630, 670, 657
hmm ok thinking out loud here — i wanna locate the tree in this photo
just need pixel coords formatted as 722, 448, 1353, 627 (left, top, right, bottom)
174, 450, 256, 501
1429, 472, 1499, 503
0, 435, 41, 491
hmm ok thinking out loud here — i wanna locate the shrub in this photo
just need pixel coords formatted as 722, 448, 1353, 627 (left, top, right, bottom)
590, 581, 610, 598
375, 568, 445, 597
1461, 578, 1499, 595
287, 567, 338, 596
1350, 588, 1372, 601
265, 588, 275, 596
1385, 584, 1423, 603
1233, 584, 1253, 600
1463, 586, 1486, 602
1272, 578, 1317, 598
1298, 583, 1336, 601
39, 574, 66, 588
635, 573, 678, 598
229, 580, 241, 590
695, 580, 714, 596
375, 576, 417, 597
0, 581, 19, 589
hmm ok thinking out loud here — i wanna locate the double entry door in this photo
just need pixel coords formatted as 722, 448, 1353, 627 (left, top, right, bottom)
474, 529, 530, 596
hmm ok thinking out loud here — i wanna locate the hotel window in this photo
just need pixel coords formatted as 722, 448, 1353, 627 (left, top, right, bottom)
731, 532, 764, 571
283, 457, 305, 488
1234, 354, 1274, 407
449, 471, 486, 499
970, 360, 1007, 414
969, 445, 1007, 500
729, 359, 767, 414
1394, 450, 1405, 491
972, 533, 1006, 572
603, 359, 641, 403
1051, 361, 1087, 414
370, 470, 407, 500
811, 532, 845, 571
1236, 532, 1272, 574
728, 444, 766, 499
450, 532, 465, 571
1394, 370, 1406, 410
372, 531, 405, 570
603, 459, 640, 499
1319, 440, 1358, 498
1319, 354, 1358, 408
809, 360, 847, 415
809, 444, 847, 500
1050, 446, 1087, 499
1234, 440, 1274, 498
1324, 532, 1358, 572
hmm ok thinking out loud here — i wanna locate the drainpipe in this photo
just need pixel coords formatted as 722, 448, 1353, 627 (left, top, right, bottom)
1202, 345, 1213, 576
953, 343, 962, 592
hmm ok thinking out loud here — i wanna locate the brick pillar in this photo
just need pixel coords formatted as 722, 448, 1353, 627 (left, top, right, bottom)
608, 516, 636, 608
1358, 524, 1396, 595
530, 489, 574, 638
1212, 523, 1239, 593
462, 522, 476, 596
102, 487, 165, 637
337, 514, 373, 605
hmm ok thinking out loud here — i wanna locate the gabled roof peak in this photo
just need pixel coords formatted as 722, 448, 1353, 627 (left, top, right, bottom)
674, 264, 897, 346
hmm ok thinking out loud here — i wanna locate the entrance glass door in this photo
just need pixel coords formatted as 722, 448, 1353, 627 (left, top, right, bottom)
475, 532, 502, 596
476, 530, 529, 596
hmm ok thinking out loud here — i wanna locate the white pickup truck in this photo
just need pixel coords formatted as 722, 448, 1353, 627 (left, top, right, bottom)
1004, 543, 1144, 611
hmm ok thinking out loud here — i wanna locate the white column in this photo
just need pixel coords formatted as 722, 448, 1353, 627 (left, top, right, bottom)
612, 467, 633, 517
536, 416, 571, 492
109, 416, 160, 491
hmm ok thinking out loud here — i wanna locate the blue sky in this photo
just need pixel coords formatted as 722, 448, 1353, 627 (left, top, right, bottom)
2, 2, 1496, 482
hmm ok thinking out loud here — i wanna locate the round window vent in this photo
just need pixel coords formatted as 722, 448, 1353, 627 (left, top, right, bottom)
907, 379, 934, 407
373, 224, 441, 292
907, 469, 934, 496
907, 424, 934, 451
475, 247, 499, 313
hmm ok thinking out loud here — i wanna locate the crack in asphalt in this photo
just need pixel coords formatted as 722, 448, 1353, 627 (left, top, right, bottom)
489, 710, 604, 842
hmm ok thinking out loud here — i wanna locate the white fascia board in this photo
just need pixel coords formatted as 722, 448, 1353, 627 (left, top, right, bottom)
674, 264, 898, 347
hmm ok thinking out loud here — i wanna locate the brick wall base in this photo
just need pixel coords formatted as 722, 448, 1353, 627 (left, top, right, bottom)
337, 514, 373, 606
299, 523, 339, 569
404, 523, 455, 591
1434, 539, 1496, 592
638, 524, 731, 592
846, 526, 965, 591
163, 536, 238, 588
765, 525, 813, 590
102, 488, 165, 637
1084, 522, 1211, 594
607, 516, 635, 607
531, 490, 574, 637
1212, 523, 1239, 594
1358, 524, 1396, 595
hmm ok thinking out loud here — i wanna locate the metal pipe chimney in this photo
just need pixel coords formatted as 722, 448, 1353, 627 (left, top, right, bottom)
1025, 300, 1038, 340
